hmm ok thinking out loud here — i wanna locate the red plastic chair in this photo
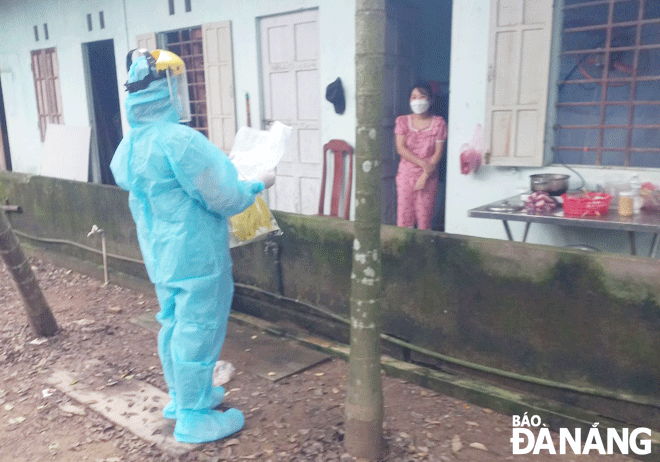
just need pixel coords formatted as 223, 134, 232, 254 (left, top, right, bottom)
318, 139, 353, 220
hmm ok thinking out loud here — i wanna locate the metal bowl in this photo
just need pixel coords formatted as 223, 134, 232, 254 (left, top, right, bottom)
530, 174, 570, 196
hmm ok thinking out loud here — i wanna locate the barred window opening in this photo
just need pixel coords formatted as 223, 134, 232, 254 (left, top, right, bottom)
162, 27, 208, 137
553, 0, 660, 167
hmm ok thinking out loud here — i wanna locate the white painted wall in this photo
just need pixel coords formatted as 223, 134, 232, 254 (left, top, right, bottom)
446, 0, 660, 255
0, 0, 130, 174
0, 0, 356, 177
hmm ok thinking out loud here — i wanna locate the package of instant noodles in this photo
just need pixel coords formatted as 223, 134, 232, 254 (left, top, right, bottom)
228, 122, 291, 247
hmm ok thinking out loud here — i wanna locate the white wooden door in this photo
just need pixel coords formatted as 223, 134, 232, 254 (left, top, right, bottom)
260, 10, 321, 215
203, 21, 236, 151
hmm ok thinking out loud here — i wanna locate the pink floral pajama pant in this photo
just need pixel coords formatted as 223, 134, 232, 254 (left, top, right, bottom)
396, 172, 438, 229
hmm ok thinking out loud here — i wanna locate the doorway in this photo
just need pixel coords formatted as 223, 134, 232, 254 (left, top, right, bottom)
383, 0, 452, 230
0, 74, 11, 171
83, 39, 122, 185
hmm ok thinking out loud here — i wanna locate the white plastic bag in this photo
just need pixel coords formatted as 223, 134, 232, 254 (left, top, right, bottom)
228, 121, 291, 247
213, 360, 236, 386
230, 121, 291, 180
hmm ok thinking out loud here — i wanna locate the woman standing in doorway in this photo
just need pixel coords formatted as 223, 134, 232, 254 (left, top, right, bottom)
395, 82, 447, 229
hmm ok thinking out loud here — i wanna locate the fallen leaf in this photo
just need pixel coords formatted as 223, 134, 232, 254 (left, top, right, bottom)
451, 435, 462, 453
59, 404, 86, 416
469, 442, 488, 451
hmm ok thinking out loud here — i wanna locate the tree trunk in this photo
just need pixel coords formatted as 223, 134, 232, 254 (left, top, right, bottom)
345, 1, 386, 459
0, 211, 58, 336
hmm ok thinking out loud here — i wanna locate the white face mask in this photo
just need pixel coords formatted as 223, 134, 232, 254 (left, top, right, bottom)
410, 99, 430, 114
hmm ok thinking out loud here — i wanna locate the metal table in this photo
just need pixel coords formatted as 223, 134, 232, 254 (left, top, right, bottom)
468, 196, 660, 257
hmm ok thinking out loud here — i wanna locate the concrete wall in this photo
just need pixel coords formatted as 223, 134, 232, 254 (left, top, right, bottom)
2, 171, 660, 404
446, 0, 660, 255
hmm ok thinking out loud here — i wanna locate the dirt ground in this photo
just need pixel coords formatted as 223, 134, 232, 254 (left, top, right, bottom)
0, 257, 635, 462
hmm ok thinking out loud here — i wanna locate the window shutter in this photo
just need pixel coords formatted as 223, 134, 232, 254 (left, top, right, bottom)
484, 0, 554, 167
202, 21, 236, 152
135, 33, 157, 51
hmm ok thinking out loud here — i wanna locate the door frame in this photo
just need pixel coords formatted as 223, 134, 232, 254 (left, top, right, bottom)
82, 41, 102, 183
0, 73, 11, 171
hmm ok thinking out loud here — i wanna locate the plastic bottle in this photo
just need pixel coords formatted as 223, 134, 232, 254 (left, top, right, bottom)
618, 190, 634, 217
629, 174, 642, 214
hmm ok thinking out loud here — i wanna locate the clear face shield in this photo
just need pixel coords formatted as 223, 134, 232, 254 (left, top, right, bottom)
166, 68, 191, 124
126, 48, 192, 124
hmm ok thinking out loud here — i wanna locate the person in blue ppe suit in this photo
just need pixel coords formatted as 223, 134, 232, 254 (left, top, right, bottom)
111, 49, 273, 444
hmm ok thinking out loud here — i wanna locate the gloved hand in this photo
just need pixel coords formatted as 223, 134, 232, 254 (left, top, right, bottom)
250, 181, 265, 194
257, 170, 276, 189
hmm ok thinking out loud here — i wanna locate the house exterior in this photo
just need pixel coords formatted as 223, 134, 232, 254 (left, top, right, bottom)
0, 0, 451, 224
2, 1, 660, 422
447, 0, 660, 255
2, 0, 656, 256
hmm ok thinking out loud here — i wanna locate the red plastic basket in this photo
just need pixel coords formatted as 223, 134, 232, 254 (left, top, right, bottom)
561, 192, 612, 217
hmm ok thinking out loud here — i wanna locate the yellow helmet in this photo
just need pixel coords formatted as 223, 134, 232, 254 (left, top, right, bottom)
150, 49, 186, 76
125, 48, 191, 123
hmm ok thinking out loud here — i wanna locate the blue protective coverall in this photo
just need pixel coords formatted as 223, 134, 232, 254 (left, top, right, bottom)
110, 57, 263, 443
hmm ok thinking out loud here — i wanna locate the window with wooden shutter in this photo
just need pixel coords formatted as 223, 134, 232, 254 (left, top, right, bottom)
31, 48, 63, 142
484, 0, 554, 166
137, 24, 236, 150
135, 33, 157, 52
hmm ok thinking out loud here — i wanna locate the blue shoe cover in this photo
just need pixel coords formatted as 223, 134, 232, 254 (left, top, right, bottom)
163, 386, 226, 420
173, 408, 244, 443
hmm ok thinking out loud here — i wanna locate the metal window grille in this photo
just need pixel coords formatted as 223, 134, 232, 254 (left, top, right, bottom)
31, 48, 63, 142
553, 0, 660, 167
163, 28, 208, 137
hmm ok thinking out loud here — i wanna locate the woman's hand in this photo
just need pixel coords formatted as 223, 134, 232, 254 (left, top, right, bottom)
414, 171, 429, 191
418, 160, 434, 174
